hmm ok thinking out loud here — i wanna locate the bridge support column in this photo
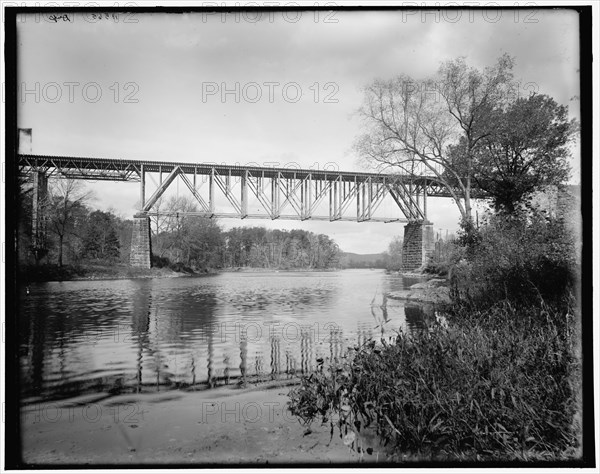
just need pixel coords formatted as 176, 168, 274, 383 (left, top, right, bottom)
19, 128, 49, 262
130, 215, 152, 268
401, 220, 434, 273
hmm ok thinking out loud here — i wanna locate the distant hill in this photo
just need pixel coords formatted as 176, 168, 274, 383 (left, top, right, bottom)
340, 252, 387, 269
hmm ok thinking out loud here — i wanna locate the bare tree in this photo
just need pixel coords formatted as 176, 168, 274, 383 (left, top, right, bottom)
46, 179, 93, 267
356, 54, 515, 223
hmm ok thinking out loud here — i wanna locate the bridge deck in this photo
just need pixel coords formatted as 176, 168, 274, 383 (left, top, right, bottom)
17, 153, 488, 222
18, 153, 440, 185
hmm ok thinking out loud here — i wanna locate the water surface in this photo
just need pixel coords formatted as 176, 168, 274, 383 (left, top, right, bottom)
19, 269, 430, 401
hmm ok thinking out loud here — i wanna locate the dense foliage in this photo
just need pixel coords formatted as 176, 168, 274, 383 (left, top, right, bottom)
288, 204, 581, 461
450, 209, 578, 309
466, 94, 576, 213
19, 185, 342, 273
289, 301, 578, 460
150, 197, 341, 270
18, 181, 128, 267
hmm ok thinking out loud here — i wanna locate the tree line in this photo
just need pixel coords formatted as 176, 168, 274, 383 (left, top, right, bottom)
18, 179, 131, 268
18, 187, 342, 271
150, 196, 341, 270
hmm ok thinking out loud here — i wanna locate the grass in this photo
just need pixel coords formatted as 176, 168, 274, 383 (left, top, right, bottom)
288, 298, 580, 461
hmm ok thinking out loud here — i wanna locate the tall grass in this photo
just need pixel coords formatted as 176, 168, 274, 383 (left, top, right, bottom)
289, 301, 578, 460
288, 211, 581, 461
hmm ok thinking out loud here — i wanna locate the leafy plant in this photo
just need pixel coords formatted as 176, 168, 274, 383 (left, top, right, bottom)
450, 209, 578, 310
289, 301, 579, 460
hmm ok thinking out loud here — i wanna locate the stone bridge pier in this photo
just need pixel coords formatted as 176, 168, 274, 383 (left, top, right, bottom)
129, 214, 152, 268
401, 220, 435, 273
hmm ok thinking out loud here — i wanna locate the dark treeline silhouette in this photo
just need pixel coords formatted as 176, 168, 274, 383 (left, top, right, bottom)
19, 188, 342, 272
18, 179, 130, 267
149, 196, 342, 271
153, 223, 341, 271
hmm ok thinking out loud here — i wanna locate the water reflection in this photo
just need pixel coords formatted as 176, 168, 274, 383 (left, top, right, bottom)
404, 303, 437, 332
19, 270, 431, 401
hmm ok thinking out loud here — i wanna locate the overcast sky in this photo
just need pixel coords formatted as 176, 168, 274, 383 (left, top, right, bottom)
16, 7, 581, 253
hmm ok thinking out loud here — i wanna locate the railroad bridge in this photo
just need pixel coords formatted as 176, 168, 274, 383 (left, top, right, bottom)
17, 128, 461, 272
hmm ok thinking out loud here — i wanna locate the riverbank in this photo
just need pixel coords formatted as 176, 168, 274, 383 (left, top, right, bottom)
20, 383, 388, 466
20, 263, 347, 283
220, 267, 341, 273
19, 263, 216, 283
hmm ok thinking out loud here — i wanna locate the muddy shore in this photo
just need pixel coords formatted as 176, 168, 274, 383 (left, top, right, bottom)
21, 383, 389, 466
388, 278, 451, 304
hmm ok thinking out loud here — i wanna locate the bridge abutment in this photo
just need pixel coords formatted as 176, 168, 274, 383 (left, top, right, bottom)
401, 220, 434, 273
130, 215, 152, 268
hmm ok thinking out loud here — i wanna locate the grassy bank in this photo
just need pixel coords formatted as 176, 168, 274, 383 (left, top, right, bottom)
288, 211, 582, 462
289, 301, 579, 462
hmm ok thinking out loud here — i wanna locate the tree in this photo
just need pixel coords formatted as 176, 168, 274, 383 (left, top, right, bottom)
384, 235, 403, 272
151, 195, 225, 268
46, 179, 93, 267
356, 54, 515, 223
466, 94, 577, 213
186, 217, 223, 269
81, 210, 121, 261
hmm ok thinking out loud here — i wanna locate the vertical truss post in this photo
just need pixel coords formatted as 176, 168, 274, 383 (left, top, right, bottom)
332, 180, 338, 220
307, 175, 312, 219
241, 170, 248, 218
337, 178, 342, 219
209, 168, 215, 214
361, 181, 366, 220
356, 179, 360, 221
300, 177, 305, 219
367, 178, 373, 219
423, 183, 428, 221
271, 174, 279, 219
140, 164, 145, 209
329, 179, 333, 219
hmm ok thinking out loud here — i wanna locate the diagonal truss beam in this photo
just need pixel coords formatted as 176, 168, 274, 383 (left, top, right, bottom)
142, 166, 181, 212
19, 154, 438, 222
179, 172, 210, 213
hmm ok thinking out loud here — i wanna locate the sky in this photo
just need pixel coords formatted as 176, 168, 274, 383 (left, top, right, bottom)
16, 7, 581, 253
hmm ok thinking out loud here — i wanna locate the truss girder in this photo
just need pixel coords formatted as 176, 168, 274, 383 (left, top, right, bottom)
17, 153, 455, 222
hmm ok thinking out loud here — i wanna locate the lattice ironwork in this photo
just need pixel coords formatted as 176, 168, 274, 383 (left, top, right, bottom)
17, 153, 484, 222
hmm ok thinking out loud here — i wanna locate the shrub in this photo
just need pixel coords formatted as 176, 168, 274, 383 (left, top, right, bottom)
288, 301, 579, 460
151, 254, 171, 268
423, 260, 449, 277
450, 211, 578, 310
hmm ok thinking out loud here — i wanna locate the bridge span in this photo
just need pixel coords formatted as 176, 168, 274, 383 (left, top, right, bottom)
17, 128, 448, 271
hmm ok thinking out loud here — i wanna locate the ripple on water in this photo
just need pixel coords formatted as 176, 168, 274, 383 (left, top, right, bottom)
20, 270, 429, 400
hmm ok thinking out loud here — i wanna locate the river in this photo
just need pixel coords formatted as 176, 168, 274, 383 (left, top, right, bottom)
19, 269, 432, 402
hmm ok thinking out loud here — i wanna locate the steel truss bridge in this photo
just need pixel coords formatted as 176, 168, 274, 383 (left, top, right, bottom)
18, 154, 464, 223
